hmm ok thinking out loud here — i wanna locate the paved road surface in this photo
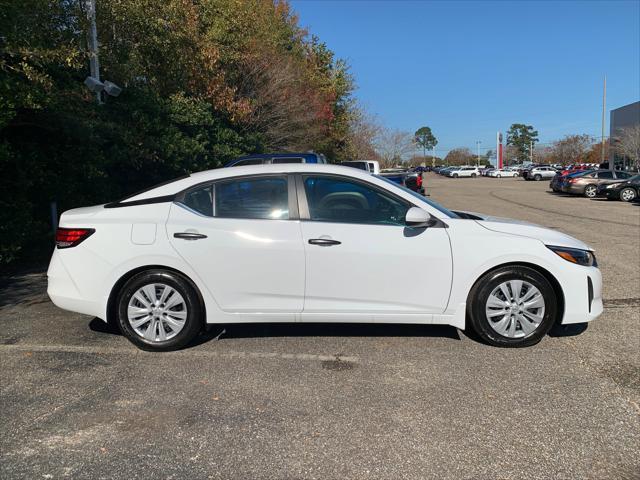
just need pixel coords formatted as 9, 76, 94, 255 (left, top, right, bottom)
1, 174, 638, 479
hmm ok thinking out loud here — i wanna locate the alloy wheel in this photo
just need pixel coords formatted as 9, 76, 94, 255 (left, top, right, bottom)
484, 280, 545, 338
620, 188, 636, 202
127, 283, 188, 342
585, 185, 597, 198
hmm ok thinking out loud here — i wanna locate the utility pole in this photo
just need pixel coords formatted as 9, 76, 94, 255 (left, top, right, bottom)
476, 141, 481, 167
86, 0, 101, 104
530, 141, 533, 163
601, 75, 608, 168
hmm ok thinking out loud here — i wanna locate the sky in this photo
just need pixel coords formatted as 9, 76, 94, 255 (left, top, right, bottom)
290, 0, 640, 158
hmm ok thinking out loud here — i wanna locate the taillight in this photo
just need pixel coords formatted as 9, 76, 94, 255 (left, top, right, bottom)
55, 228, 95, 249
416, 175, 423, 187
568, 178, 577, 184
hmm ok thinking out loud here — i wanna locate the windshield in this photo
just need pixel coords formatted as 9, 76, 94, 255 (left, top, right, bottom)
375, 175, 459, 218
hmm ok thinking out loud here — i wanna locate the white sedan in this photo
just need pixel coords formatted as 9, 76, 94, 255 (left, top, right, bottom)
489, 169, 519, 178
48, 164, 602, 350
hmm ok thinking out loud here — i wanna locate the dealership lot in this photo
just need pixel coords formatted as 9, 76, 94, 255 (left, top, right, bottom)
1, 174, 639, 479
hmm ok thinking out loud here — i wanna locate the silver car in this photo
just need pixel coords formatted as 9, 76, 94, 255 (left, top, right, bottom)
524, 166, 557, 181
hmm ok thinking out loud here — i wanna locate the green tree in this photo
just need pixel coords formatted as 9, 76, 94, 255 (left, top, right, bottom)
414, 126, 437, 160
0, 0, 363, 265
506, 124, 539, 161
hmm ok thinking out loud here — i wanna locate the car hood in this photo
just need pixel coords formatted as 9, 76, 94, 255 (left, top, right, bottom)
457, 211, 593, 251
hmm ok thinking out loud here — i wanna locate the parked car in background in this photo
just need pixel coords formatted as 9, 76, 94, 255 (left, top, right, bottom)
553, 170, 594, 193
523, 166, 557, 181
481, 167, 496, 176
341, 160, 368, 172
48, 163, 603, 350
404, 171, 424, 194
561, 170, 634, 197
367, 161, 380, 174
225, 152, 327, 167
447, 166, 480, 178
489, 168, 519, 178
378, 168, 408, 186
596, 174, 640, 202
550, 169, 589, 192
438, 166, 455, 176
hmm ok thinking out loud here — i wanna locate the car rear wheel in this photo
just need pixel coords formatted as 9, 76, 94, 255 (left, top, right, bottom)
620, 187, 636, 202
471, 173, 477, 178
453, 173, 459, 178
467, 266, 557, 347
117, 270, 204, 351
534, 174, 542, 181
496, 174, 501, 178
584, 184, 597, 198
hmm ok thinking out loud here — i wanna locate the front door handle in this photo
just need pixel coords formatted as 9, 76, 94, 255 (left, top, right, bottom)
174, 232, 207, 240
308, 238, 341, 246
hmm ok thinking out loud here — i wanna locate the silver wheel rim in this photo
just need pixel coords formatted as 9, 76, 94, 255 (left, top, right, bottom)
621, 189, 635, 201
485, 280, 545, 339
127, 283, 187, 342
585, 186, 596, 197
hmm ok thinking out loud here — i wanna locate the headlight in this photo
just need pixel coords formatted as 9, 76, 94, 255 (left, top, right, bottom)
605, 183, 621, 189
547, 245, 597, 267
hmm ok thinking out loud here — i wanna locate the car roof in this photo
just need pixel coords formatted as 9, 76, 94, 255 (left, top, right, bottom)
126, 163, 382, 202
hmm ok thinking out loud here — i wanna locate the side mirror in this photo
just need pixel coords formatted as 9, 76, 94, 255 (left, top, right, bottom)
405, 207, 437, 228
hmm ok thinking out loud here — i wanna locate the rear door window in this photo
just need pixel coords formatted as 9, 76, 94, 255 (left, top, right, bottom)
598, 171, 613, 179
215, 176, 289, 220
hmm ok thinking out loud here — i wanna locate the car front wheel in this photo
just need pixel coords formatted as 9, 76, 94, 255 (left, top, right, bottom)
467, 266, 557, 347
117, 269, 204, 351
534, 174, 542, 181
620, 187, 636, 202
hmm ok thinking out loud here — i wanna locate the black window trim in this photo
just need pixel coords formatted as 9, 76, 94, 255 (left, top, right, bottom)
294, 172, 415, 227
174, 173, 298, 221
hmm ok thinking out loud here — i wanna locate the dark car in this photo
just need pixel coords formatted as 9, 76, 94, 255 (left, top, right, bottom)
596, 174, 640, 202
225, 152, 327, 167
404, 171, 424, 194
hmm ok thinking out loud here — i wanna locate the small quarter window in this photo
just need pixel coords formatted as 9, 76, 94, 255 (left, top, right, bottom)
181, 185, 213, 216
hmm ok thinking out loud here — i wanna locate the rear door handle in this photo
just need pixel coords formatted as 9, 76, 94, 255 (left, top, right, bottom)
308, 238, 341, 246
174, 232, 207, 240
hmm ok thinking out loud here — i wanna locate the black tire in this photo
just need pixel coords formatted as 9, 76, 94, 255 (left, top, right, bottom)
117, 269, 204, 351
584, 184, 597, 198
496, 174, 501, 178
619, 187, 636, 202
453, 173, 459, 178
467, 266, 557, 348
534, 174, 542, 181
471, 173, 477, 178
514, 172, 519, 177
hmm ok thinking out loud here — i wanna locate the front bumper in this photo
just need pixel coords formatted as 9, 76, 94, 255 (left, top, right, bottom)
560, 266, 603, 324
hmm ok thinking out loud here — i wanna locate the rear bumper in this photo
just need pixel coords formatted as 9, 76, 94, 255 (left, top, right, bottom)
47, 249, 103, 319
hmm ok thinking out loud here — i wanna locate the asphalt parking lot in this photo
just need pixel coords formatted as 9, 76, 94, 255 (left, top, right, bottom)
1, 173, 639, 480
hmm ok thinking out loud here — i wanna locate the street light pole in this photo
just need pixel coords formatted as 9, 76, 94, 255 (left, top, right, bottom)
86, 0, 101, 104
